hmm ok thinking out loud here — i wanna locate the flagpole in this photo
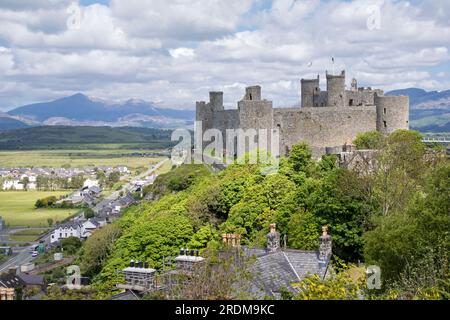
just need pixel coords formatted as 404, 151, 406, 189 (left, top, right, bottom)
332, 57, 335, 75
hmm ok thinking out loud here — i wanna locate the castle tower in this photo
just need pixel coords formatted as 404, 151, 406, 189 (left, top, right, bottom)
244, 86, 261, 101
351, 78, 358, 91
209, 91, 224, 111
301, 75, 320, 108
326, 70, 346, 107
375, 93, 409, 134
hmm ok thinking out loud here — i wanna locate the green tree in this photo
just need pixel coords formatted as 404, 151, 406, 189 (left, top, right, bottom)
61, 236, 82, 254
287, 210, 320, 250
353, 131, 383, 150
80, 224, 122, 277
187, 225, 217, 249
83, 208, 95, 219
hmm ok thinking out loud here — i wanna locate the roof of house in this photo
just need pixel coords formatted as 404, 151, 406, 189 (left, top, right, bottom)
123, 267, 156, 274
244, 247, 331, 298
0, 273, 26, 288
110, 291, 141, 300
17, 273, 45, 286
89, 186, 102, 194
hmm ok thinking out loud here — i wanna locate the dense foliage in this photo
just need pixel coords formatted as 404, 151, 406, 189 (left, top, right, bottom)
73, 129, 448, 300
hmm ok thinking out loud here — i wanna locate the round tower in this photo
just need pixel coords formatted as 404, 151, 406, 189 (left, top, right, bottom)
375, 93, 409, 134
301, 75, 319, 108
326, 70, 346, 107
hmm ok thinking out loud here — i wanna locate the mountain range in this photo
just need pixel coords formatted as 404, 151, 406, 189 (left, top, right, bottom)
3, 93, 195, 130
1, 89, 449, 132
386, 88, 450, 132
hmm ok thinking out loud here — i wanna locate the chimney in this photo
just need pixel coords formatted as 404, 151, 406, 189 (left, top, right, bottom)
144, 261, 148, 269
130, 260, 135, 267
222, 233, 241, 248
267, 223, 280, 253
180, 248, 185, 256
319, 225, 332, 262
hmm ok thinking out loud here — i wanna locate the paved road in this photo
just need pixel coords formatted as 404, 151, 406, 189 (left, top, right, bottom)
94, 158, 169, 211
0, 158, 169, 274
0, 243, 36, 273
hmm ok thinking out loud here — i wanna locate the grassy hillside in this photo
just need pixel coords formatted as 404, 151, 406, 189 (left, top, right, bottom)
0, 117, 30, 131
0, 126, 174, 150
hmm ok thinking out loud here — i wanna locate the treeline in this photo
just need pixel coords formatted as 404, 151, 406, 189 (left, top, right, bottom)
0, 126, 174, 150
34, 175, 85, 190
71, 129, 449, 300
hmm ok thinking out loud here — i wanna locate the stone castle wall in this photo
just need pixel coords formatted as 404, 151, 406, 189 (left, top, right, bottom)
196, 70, 409, 158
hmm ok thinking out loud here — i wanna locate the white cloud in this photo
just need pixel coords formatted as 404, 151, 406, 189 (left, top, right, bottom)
0, 0, 449, 111
169, 47, 195, 59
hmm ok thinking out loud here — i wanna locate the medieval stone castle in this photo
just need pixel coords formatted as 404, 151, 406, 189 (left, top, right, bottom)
196, 70, 409, 157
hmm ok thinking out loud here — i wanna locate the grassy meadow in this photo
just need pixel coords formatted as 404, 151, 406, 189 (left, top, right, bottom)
0, 191, 77, 227
9, 229, 48, 242
0, 148, 165, 170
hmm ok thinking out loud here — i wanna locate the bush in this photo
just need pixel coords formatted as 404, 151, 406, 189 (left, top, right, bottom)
353, 131, 383, 150
35, 196, 58, 208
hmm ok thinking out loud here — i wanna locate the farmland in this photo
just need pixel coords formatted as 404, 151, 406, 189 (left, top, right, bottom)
0, 191, 77, 227
0, 149, 166, 170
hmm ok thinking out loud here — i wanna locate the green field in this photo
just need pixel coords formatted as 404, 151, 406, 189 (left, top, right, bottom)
0, 149, 165, 170
9, 229, 48, 242
0, 191, 77, 227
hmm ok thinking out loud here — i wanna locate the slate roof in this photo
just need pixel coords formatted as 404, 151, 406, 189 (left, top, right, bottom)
110, 291, 141, 300
0, 273, 25, 288
17, 273, 45, 286
244, 248, 331, 298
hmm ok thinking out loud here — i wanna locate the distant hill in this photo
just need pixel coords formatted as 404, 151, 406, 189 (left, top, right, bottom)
7, 93, 194, 129
386, 88, 450, 133
0, 115, 30, 131
0, 126, 174, 150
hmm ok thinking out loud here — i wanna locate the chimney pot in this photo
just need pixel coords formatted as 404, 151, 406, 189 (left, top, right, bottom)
267, 223, 280, 253
319, 225, 332, 262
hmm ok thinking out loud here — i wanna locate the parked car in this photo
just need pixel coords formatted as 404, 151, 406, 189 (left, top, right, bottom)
31, 251, 39, 257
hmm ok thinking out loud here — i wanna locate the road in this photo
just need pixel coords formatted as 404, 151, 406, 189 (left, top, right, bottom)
94, 158, 169, 212
0, 243, 36, 273
0, 158, 170, 274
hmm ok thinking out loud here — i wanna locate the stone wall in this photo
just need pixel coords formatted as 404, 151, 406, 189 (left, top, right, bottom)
274, 106, 377, 157
195, 70, 409, 159
375, 94, 409, 134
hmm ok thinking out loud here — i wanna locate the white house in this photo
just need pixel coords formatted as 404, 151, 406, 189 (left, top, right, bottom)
2, 180, 24, 190
50, 223, 83, 243
50, 219, 106, 243
27, 182, 37, 190
83, 179, 99, 189
116, 166, 129, 174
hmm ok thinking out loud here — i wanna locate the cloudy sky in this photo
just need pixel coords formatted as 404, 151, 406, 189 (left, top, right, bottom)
0, 0, 449, 111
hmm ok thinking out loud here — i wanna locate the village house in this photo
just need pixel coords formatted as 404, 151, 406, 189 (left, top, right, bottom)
2, 179, 24, 190
240, 224, 333, 298
0, 270, 45, 300
49, 218, 106, 243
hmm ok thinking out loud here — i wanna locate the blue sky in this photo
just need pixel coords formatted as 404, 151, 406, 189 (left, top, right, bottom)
0, 0, 449, 110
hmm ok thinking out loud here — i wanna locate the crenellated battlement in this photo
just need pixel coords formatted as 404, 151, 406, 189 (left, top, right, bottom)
196, 70, 409, 158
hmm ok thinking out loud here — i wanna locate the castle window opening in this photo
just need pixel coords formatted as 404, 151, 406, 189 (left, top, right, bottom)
383, 121, 387, 128
383, 108, 386, 115
349, 99, 354, 106
249, 93, 252, 100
